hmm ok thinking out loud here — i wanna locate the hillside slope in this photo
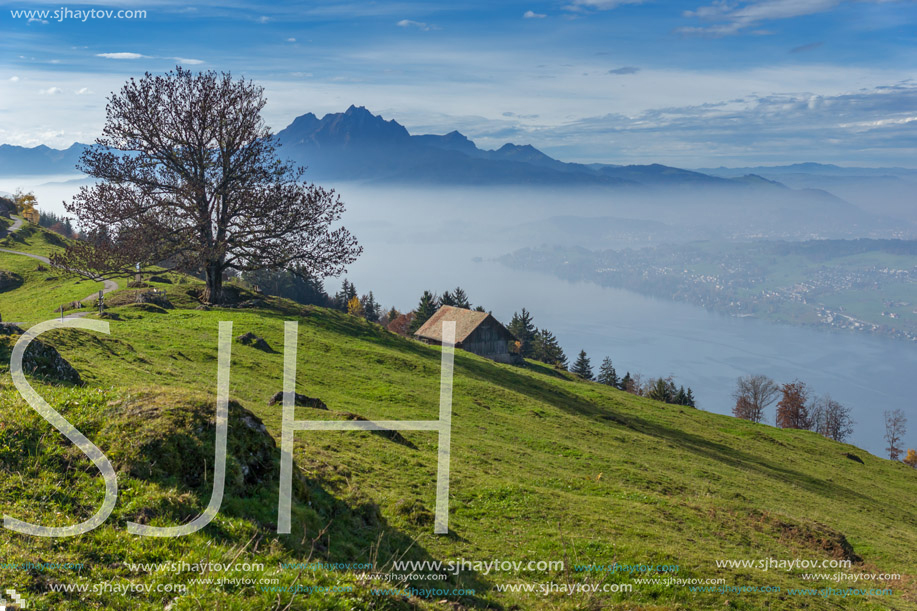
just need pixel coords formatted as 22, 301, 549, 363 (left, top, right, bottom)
0, 226, 915, 610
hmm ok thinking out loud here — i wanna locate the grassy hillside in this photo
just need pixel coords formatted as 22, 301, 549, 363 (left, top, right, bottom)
1, 225, 915, 610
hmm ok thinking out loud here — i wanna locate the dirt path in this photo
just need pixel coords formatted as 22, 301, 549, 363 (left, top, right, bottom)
1, 216, 118, 319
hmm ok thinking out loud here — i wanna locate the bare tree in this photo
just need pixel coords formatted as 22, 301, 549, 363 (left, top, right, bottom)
884, 409, 907, 461
776, 380, 811, 430
732, 374, 779, 424
52, 67, 361, 304
810, 395, 855, 442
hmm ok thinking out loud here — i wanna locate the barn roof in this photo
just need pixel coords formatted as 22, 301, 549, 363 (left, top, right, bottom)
413, 305, 514, 344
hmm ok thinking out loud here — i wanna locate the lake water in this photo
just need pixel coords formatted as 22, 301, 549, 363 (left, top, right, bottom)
337, 187, 916, 458
6, 177, 913, 457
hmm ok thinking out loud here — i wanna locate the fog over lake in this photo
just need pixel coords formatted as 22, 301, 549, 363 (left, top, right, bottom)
6, 177, 914, 457
338, 185, 916, 458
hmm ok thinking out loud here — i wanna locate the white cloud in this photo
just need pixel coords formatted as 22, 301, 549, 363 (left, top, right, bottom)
524, 10, 547, 18
9, 76, 20, 82
257, 16, 270, 23
170, 57, 205, 65
96, 52, 148, 60
286, 37, 297, 42
40, 87, 63, 95
397, 19, 431, 30
75, 88, 93, 95
678, 0, 899, 36
565, 0, 645, 11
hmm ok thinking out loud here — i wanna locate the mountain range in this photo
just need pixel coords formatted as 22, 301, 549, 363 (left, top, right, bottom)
0, 106, 783, 188
273, 105, 748, 186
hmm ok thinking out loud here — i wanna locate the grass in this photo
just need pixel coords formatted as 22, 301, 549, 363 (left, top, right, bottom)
0, 251, 107, 324
0, 224, 915, 610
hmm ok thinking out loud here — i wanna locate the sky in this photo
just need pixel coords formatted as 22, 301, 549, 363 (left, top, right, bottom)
0, 0, 915, 166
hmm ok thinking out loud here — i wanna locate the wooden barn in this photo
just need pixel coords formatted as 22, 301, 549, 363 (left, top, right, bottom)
413, 306, 522, 364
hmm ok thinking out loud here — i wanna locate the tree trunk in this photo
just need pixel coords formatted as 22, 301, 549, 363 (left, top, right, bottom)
204, 261, 223, 304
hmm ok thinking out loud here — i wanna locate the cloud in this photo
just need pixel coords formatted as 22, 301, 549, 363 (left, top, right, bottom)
565, 0, 645, 11
790, 41, 823, 53
96, 52, 148, 60
608, 66, 640, 75
545, 81, 917, 164
397, 19, 432, 30
40, 87, 63, 95
257, 16, 270, 23
286, 37, 297, 42
678, 0, 900, 36
9, 76, 20, 82
96, 52, 202, 65
524, 10, 547, 18
75, 88, 93, 95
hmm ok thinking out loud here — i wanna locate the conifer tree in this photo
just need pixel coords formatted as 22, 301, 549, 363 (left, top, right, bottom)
648, 377, 672, 403
451, 287, 471, 309
409, 290, 439, 332
508, 308, 536, 357
571, 350, 594, 380
532, 328, 567, 368
597, 357, 618, 387
361, 291, 380, 323
674, 385, 687, 406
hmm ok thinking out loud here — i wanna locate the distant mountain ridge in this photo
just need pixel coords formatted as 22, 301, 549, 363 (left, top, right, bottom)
1, 107, 908, 192
274, 105, 741, 186
0, 143, 86, 176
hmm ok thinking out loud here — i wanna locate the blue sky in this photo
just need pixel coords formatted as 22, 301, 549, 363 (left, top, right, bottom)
1, 0, 915, 166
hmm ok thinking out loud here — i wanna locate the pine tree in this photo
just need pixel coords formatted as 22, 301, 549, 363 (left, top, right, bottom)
508, 308, 536, 358
597, 357, 618, 387
333, 279, 358, 311
666, 379, 678, 402
674, 385, 687, 406
440, 289, 455, 307
571, 350, 593, 380
648, 378, 672, 403
452, 287, 471, 309
361, 291, 380, 323
532, 328, 567, 368
685, 387, 696, 407
409, 290, 439, 332
620, 372, 633, 393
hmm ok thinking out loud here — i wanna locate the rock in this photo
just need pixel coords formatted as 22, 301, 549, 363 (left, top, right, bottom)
267, 391, 327, 410
236, 332, 273, 352
135, 290, 173, 309
339, 412, 417, 449
0, 270, 23, 292
0, 324, 82, 384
